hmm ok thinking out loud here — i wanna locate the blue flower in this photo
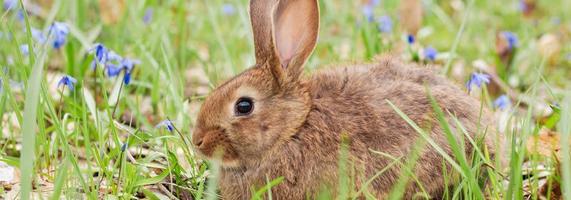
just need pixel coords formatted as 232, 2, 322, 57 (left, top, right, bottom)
156, 120, 174, 132
120, 142, 128, 152
49, 22, 69, 49
518, 0, 533, 14
120, 58, 139, 84
361, 0, 380, 22
222, 4, 236, 16
106, 58, 139, 84
143, 8, 153, 24
501, 31, 518, 50
494, 95, 511, 110
121, 58, 139, 72
16, 9, 24, 21
3, 0, 16, 10
361, 5, 375, 22
20, 44, 29, 56
424, 46, 438, 61
107, 50, 122, 62
123, 72, 132, 85
58, 75, 78, 91
106, 64, 122, 77
465, 72, 490, 92
376, 15, 392, 33
407, 34, 415, 44
369, 0, 381, 6
31, 28, 46, 43
90, 43, 108, 63
89, 43, 115, 69
88, 43, 138, 84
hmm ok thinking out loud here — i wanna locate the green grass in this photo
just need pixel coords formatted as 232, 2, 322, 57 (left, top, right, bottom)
1, 0, 570, 199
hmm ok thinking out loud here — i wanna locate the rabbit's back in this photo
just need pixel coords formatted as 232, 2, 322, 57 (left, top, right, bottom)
306, 58, 493, 198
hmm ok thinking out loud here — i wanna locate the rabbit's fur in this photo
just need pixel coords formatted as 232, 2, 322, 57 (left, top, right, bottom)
191, 0, 501, 199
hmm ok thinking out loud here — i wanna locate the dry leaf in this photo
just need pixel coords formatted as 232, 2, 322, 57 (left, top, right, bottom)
98, 0, 126, 25
526, 128, 570, 160
539, 178, 563, 200
399, 0, 423, 35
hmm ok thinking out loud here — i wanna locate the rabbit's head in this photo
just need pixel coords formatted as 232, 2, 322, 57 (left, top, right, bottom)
192, 0, 320, 167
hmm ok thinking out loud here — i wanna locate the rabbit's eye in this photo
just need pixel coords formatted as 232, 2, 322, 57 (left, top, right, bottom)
235, 97, 254, 116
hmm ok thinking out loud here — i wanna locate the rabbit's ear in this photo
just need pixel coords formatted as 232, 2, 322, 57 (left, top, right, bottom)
250, 0, 280, 66
250, 0, 319, 84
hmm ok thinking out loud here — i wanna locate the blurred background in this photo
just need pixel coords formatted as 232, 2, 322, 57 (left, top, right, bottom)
1, 0, 570, 199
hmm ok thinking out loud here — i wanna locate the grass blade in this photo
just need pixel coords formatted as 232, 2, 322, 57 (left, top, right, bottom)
560, 91, 571, 199
50, 155, 70, 200
19, 1, 48, 197
386, 100, 463, 174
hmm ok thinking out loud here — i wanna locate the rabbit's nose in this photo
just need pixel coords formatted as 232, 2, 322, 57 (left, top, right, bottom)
193, 137, 204, 147
192, 129, 206, 148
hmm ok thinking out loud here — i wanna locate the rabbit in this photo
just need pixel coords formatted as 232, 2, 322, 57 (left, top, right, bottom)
191, 0, 502, 199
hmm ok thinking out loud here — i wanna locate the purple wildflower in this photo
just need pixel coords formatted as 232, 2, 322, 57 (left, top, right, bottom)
361, 0, 380, 22
49, 22, 69, 49
31, 28, 46, 43
494, 95, 511, 110
16, 9, 24, 21
376, 15, 392, 33
222, 4, 236, 16
20, 44, 29, 56
106, 57, 139, 84
120, 58, 139, 85
466, 72, 490, 92
120, 142, 128, 152
143, 8, 153, 24
423, 46, 438, 61
369, 0, 381, 6
501, 31, 518, 50
156, 120, 174, 132
407, 34, 415, 44
89, 43, 116, 69
58, 75, 78, 91
106, 64, 122, 77
3, 0, 16, 10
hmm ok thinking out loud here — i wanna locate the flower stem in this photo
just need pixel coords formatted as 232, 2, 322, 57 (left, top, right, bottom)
93, 64, 98, 102
58, 85, 64, 116
168, 117, 191, 149
111, 72, 125, 119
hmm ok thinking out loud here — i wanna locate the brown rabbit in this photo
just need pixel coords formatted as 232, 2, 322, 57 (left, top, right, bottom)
191, 0, 501, 199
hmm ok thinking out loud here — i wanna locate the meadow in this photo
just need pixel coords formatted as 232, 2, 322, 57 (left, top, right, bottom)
0, 0, 570, 199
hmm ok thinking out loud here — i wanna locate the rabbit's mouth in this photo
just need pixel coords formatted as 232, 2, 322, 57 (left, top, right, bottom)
192, 128, 240, 165
195, 147, 241, 168
193, 144, 241, 167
